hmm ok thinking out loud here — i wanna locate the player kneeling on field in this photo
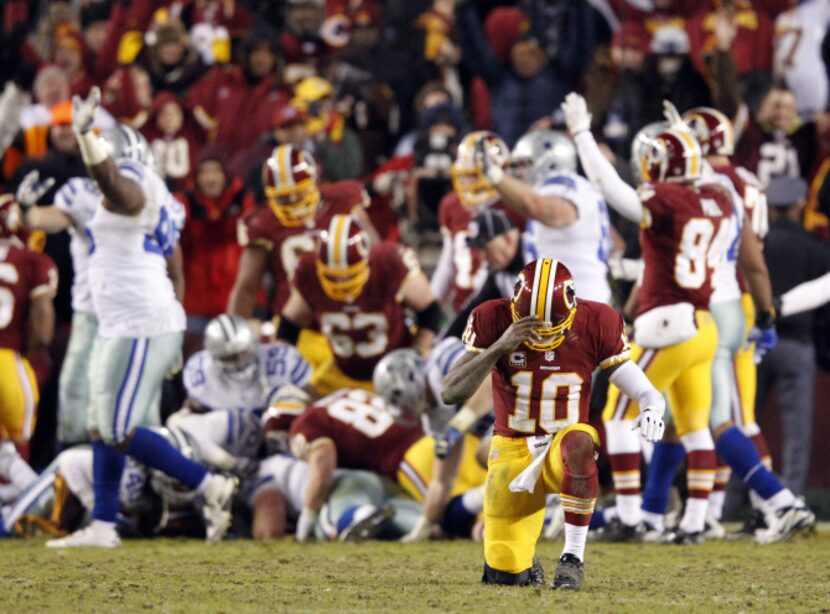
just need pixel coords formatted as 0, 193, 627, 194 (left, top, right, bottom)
442, 258, 665, 590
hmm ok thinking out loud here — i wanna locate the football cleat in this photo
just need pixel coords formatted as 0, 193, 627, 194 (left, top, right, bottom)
727, 510, 767, 540
200, 474, 238, 544
339, 504, 394, 542
593, 517, 639, 543
45, 520, 121, 549
755, 501, 816, 545
529, 556, 546, 587
662, 529, 705, 545
551, 553, 584, 591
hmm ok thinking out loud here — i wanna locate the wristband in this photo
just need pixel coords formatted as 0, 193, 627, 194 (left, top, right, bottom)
756, 308, 776, 330
75, 130, 109, 166
448, 406, 477, 433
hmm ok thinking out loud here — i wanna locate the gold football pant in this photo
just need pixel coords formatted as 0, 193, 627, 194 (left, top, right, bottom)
0, 349, 39, 441
397, 433, 487, 502
309, 356, 374, 396
603, 310, 717, 436
484, 424, 599, 574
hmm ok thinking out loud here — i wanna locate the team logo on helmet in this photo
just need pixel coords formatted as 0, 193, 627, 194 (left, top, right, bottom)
263, 145, 321, 227
641, 129, 702, 184
510, 258, 577, 351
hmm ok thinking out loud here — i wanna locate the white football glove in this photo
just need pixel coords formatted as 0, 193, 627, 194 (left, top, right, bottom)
296, 506, 318, 542
15, 170, 55, 211
561, 92, 592, 135
633, 405, 665, 443
71, 85, 100, 134
662, 100, 689, 133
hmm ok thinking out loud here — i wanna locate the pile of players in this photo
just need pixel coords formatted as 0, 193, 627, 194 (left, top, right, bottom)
0, 85, 820, 591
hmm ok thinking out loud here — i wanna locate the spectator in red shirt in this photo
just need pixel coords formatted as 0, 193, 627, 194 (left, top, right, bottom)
178, 148, 254, 340
188, 25, 289, 158
142, 91, 206, 190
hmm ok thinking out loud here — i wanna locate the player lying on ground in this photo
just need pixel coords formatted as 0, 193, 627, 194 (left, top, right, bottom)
442, 258, 665, 590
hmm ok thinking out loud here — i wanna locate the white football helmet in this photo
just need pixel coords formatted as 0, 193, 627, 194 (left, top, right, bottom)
204, 314, 257, 381
372, 349, 427, 427
511, 130, 577, 185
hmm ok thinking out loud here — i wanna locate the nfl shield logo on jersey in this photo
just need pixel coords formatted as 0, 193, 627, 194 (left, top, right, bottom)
545, 350, 556, 362
509, 352, 526, 367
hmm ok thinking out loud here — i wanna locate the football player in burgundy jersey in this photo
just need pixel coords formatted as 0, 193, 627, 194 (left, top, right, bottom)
277, 214, 442, 394
442, 258, 665, 590
679, 107, 814, 542
0, 195, 57, 462
432, 132, 524, 313
227, 145, 374, 370
565, 92, 741, 542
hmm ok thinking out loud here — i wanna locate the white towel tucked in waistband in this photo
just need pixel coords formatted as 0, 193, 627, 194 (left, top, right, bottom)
508, 435, 553, 494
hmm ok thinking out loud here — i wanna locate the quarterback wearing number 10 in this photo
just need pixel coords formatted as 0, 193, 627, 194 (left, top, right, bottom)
442, 258, 666, 590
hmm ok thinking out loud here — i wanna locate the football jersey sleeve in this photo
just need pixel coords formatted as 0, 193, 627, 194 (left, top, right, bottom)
637, 184, 663, 227
238, 208, 275, 252
259, 343, 312, 401
182, 351, 209, 403
373, 242, 420, 297
594, 304, 631, 370
461, 300, 504, 352
28, 251, 58, 299
288, 408, 334, 457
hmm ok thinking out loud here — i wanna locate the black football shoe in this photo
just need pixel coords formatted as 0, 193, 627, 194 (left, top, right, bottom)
593, 517, 639, 543
551, 553, 584, 591
529, 556, 546, 587
727, 510, 767, 540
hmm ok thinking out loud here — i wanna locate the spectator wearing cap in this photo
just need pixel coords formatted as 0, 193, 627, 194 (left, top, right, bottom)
177, 148, 254, 342
756, 176, 830, 495
142, 91, 207, 190
293, 76, 363, 181
280, 0, 331, 81
455, 3, 601, 147
141, 19, 207, 97
188, 25, 290, 158
443, 208, 523, 338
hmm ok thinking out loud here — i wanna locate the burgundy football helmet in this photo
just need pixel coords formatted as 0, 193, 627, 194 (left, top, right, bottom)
0, 194, 22, 240
640, 128, 702, 184
511, 258, 577, 351
316, 214, 370, 302
682, 107, 735, 156
263, 144, 321, 227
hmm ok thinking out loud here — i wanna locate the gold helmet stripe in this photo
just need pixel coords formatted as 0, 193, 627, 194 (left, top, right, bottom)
534, 258, 553, 321
543, 259, 558, 322
675, 129, 700, 178
529, 258, 543, 319
329, 215, 350, 269
277, 145, 292, 188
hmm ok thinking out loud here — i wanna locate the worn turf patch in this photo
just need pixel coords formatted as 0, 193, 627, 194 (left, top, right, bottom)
1, 535, 828, 612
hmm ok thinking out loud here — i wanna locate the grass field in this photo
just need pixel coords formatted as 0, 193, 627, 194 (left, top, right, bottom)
1, 534, 829, 613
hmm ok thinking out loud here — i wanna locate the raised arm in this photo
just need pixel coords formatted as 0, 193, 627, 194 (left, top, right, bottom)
72, 87, 144, 216
561, 93, 643, 224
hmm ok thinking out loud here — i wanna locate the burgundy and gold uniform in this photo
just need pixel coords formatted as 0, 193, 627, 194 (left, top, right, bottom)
0, 241, 57, 441
238, 180, 365, 313
292, 241, 419, 389
289, 388, 424, 480
464, 298, 629, 438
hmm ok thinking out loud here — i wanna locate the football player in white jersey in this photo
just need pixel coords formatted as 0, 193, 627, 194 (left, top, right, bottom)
17, 172, 106, 446
478, 130, 613, 304
372, 339, 492, 542
170, 314, 311, 476
47, 87, 235, 549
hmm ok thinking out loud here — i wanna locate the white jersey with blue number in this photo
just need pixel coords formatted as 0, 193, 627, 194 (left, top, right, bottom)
54, 177, 99, 314
522, 171, 612, 304
708, 170, 744, 304
86, 159, 186, 338
183, 342, 311, 412
423, 336, 469, 437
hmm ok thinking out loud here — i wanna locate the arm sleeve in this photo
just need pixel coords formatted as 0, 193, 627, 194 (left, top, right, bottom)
454, 3, 503, 85
30, 253, 58, 299
461, 303, 500, 352
430, 233, 455, 298
780, 271, 830, 317
573, 131, 643, 224
608, 360, 665, 414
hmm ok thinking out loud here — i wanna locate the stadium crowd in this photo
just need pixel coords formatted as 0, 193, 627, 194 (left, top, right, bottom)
1, 0, 829, 588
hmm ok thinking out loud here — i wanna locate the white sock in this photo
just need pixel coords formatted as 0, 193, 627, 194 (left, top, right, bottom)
749, 489, 767, 514
561, 523, 588, 561
679, 498, 709, 534
602, 506, 619, 523
91, 519, 116, 530
461, 486, 484, 514
641, 510, 664, 531
616, 494, 642, 527
707, 491, 726, 521
763, 488, 796, 514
